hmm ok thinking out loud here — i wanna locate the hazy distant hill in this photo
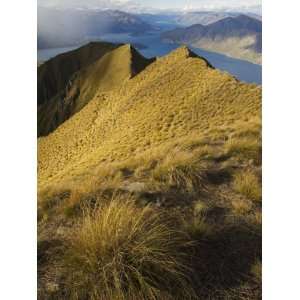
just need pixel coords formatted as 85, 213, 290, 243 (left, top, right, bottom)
174, 11, 261, 26
162, 15, 262, 64
37, 7, 154, 49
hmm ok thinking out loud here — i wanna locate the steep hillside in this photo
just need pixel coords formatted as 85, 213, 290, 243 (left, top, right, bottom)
37, 42, 119, 105
38, 45, 261, 299
38, 43, 154, 136
38, 46, 260, 187
162, 15, 262, 64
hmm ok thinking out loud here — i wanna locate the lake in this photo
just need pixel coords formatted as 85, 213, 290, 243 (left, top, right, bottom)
38, 32, 262, 85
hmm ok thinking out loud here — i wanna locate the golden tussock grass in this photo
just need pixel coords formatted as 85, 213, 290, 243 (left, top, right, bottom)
231, 198, 253, 215
251, 260, 262, 284
225, 136, 261, 163
38, 46, 261, 189
182, 215, 212, 239
150, 149, 208, 193
63, 196, 196, 299
37, 45, 262, 299
233, 170, 261, 202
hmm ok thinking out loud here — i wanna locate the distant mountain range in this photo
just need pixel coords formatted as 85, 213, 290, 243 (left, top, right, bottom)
38, 7, 154, 49
162, 15, 262, 64
174, 11, 261, 26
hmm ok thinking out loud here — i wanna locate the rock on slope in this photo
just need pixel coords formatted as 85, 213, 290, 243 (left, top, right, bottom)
38, 43, 154, 136
38, 45, 261, 188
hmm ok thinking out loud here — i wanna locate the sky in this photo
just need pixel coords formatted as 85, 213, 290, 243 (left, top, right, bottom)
38, 0, 261, 12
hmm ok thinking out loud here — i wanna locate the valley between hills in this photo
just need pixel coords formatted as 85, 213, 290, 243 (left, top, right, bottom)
38, 42, 261, 299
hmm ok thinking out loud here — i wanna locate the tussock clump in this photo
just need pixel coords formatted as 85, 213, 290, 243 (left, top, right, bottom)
183, 215, 212, 239
63, 197, 195, 299
181, 201, 213, 238
231, 198, 253, 215
37, 187, 71, 220
151, 151, 208, 193
233, 170, 261, 202
225, 136, 261, 163
251, 260, 262, 284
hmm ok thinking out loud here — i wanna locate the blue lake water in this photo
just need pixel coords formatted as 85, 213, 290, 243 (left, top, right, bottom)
38, 32, 261, 85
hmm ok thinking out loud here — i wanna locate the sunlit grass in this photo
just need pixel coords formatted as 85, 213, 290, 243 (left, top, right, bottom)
233, 170, 261, 202
63, 196, 195, 299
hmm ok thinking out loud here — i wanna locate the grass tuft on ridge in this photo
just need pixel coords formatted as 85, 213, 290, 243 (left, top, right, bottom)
233, 170, 261, 202
63, 196, 196, 299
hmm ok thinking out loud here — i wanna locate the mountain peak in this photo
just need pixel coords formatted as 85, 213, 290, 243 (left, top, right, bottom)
37, 43, 154, 136
165, 46, 214, 69
38, 42, 261, 189
171, 45, 196, 58
116, 44, 156, 77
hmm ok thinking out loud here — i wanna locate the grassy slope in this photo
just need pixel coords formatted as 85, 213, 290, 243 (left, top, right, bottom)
38, 46, 262, 299
38, 44, 154, 136
37, 42, 123, 137
37, 42, 119, 105
38, 46, 260, 188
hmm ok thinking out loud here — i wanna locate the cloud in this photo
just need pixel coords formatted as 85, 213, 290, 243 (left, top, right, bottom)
38, 0, 261, 12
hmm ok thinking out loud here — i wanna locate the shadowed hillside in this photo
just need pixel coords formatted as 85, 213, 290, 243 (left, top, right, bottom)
38, 44, 261, 299
38, 43, 155, 136
38, 42, 119, 105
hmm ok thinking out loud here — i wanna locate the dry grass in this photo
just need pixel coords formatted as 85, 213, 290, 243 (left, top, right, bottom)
38, 46, 261, 189
193, 200, 209, 216
231, 198, 253, 215
38, 44, 153, 137
225, 136, 261, 163
183, 215, 212, 239
63, 196, 195, 300
180, 200, 213, 239
150, 150, 208, 193
251, 260, 262, 284
233, 170, 261, 202
37, 45, 262, 299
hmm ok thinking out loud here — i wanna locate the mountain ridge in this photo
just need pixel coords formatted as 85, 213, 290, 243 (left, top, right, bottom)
38, 43, 155, 136
37, 41, 120, 105
38, 44, 261, 187
173, 11, 262, 26
162, 15, 262, 64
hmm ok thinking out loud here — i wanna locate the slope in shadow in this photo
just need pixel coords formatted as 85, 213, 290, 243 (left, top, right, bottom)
37, 42, 120, 105
191, 222, 261, 298
38, 43, 155, 137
